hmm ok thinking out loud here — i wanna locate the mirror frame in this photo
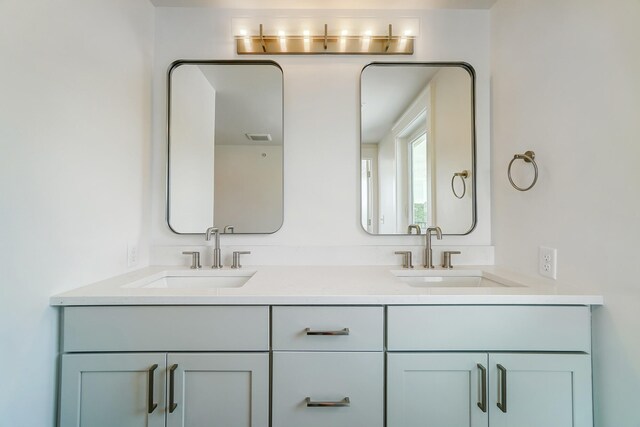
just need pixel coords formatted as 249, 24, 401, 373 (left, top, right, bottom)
166, 59, 284, 235
359, 61, 477, 236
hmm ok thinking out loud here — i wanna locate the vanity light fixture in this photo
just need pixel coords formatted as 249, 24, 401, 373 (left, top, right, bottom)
232, 17, 418, 55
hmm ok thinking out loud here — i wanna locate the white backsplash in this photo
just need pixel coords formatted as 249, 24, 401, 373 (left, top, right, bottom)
151, 244, 494, 267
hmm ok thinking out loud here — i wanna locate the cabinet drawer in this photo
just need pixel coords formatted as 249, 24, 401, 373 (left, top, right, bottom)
272, 306, 383, 351
387, 305, 591, 352
62, 306, 269, 352
272, 352, 383, 427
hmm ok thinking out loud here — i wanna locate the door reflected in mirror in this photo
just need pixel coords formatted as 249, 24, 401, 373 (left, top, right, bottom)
360, 63, 476, 235
167, 61, 283, 234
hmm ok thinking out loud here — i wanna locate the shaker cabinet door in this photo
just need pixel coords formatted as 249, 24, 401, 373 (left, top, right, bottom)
59, 353, 166, 427
387, 352, 489, 427
488, 353, 593, 427
165, 353, 269, 427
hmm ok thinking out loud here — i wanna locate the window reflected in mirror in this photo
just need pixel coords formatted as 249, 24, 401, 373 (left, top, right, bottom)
410, 133, 428, 229
360, 63, 476, 235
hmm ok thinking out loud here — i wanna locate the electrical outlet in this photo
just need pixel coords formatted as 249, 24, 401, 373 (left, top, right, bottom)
539, 246, 557, 279
127, 242, 138, 267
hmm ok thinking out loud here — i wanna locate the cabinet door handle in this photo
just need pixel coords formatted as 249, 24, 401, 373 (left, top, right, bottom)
169, 364, 178, 413
497, 364, 507, 413
477, 363, 487, 413
147, 364, 158, 414
304, 327, 350, 336
305, 397, 351, 407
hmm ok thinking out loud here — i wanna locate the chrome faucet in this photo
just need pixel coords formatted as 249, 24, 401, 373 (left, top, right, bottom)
205, 227, 223, 269
424, 226, 442, 269
223, 225, 235, 234
407, 224, 422, 235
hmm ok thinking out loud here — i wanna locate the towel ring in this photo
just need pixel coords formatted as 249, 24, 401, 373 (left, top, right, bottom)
451, 170, 469, 199
508, 151, 538, 191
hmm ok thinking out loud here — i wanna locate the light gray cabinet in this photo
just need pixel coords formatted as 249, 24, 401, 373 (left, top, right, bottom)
387, 353, 488, 427
271, 306, 384, 427
60, 352, 269, 427
272, 352, 384, 427
166, 353, 268, 427
387, 352, 592, 427
58, 304, 594, 427
59, 353, 166, 427
271, 306, 384, 351
386, 305, 594, 427
58, 306, 269, 427
488, 353, 592, 427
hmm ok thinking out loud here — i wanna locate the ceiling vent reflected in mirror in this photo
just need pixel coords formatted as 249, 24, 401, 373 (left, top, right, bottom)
245, 133, 273, 142
167, 60, 284, 235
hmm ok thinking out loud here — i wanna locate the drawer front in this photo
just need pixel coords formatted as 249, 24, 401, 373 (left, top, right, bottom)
63, 306, 269, 352
272, 306, 383, 351
387, 305, 591, 352
272, 352, 383, 427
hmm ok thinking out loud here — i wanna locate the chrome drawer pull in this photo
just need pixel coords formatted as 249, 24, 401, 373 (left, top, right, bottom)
169, 364, 178, 413
497, 364, 507, 413
304, 327, 350, 336
305, 397, 351, 407
477, 363, 487, 413
147, 364, 158, 414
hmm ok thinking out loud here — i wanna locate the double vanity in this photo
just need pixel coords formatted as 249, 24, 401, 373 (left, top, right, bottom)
50, 58, 601, 427
52, 265, 602, 427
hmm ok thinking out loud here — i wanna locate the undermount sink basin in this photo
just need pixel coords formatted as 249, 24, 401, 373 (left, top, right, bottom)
123, 271, 256, 290
391, 270, 520, 288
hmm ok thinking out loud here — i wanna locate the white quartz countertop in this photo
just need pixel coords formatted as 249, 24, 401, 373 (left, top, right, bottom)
50, 265, 603, 306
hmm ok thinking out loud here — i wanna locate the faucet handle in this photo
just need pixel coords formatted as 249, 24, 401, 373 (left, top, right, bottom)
182, 251, 201, 269
394, 251, 414, 269
441, 251, 461, 269
231, 251, 251, 269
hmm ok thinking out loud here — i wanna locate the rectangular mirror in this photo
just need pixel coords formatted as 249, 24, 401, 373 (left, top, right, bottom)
360, 62, 476, 235
167, 60, 283, 234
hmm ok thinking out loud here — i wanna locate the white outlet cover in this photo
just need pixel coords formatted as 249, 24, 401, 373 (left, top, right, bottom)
539, 246, 557, 279
127, 242, 138, 267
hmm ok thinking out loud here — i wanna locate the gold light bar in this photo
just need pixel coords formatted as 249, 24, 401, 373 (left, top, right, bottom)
236, 23, 414, 55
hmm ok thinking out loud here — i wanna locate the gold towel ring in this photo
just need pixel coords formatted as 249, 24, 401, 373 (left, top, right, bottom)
508, 151, 538, 191
451, 170, 469, 199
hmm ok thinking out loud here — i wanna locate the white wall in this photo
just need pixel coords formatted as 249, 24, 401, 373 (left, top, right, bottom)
361, 144, 379, 233
0, 0, 154, 425
490, 0, 640, 425
431, 67, 473, 232
377, 131, 398, 234
377, 86, 430, 234
151, 8, 493, 265
214, 145, 283, 232
169, 65, 216, 233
